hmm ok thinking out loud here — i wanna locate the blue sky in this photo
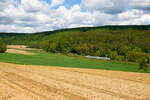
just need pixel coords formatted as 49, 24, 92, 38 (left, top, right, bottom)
17, 0, 81, 9
0, 0, 150, 33
63, 0, 81, 9
44, 0, 81, 10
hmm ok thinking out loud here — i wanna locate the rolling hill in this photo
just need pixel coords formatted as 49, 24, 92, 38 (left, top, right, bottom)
0, 25, 150, 66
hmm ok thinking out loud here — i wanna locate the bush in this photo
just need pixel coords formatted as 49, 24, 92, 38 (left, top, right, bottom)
49, 42, 58, 53
41, 41, 50, 52
28, 41, 42, 49
95, 49, 105, 57
116, 55, 125, 61
107, 50, 125, 61
0, 41, 7, 53
138, 55, 148, 71
95, 50, 101, 57
127, 50, 149, 63
107, 50, 118, 60
127, 51, 137, 62
127, 51, 149, 71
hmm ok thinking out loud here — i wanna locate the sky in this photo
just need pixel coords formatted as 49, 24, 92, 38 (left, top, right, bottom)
0, 0, 150, 33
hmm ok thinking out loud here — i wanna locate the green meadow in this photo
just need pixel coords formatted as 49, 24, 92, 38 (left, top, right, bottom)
0, 49, 149, 73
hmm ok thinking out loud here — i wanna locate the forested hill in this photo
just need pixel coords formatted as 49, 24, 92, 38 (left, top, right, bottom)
0, 25, 150, 45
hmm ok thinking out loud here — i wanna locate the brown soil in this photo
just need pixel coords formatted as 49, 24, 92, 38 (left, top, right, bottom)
0, 62, 150, 100
7, 45, 27, 49
6, 45, 34, 55
6, 49, 33, 55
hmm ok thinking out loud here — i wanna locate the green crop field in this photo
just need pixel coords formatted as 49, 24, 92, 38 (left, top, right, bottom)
0, 49, 150, 73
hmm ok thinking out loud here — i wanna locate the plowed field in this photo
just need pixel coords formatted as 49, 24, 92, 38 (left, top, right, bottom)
0, 62, 150, 100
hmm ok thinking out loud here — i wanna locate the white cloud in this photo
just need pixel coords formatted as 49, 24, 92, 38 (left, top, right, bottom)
81, 0, 127, 14
55, 5, 112, 29
0, 0, 150, 33
51, 0, 65, 7
130, 0, 150, 11
114, 9, 150, 25
21, 0, 50, 13
0, 0, 14, 11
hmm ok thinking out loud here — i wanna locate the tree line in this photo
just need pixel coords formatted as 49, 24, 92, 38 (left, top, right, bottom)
40, 28, 150, 71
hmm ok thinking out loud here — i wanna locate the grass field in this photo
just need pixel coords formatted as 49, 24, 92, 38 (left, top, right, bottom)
0, 49, 150, 73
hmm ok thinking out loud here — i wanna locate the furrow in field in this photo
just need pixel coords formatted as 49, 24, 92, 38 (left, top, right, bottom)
6, 64, 149, 100
13, 66, 137, 100
2, 72, 89, 100
38, 69, 150, 100
0, 62, 150, 100
28, 71, 138, 100
21, 66, 150, 99
0, 76, 47, 100
3, 65, 123, 100
58, 68, 150, 85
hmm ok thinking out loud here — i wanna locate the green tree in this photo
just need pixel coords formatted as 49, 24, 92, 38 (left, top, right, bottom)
49, 42, 58, 53
107, 50, 118, 60
0, 41, 7, 53
95, 50, 101, 57
116, 55, 125, 61
120, 46, 131, 62
138, 56, 148, 71
41, 41, 50, 52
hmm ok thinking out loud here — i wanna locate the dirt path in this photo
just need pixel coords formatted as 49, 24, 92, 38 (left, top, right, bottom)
0, 62, 150, 100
